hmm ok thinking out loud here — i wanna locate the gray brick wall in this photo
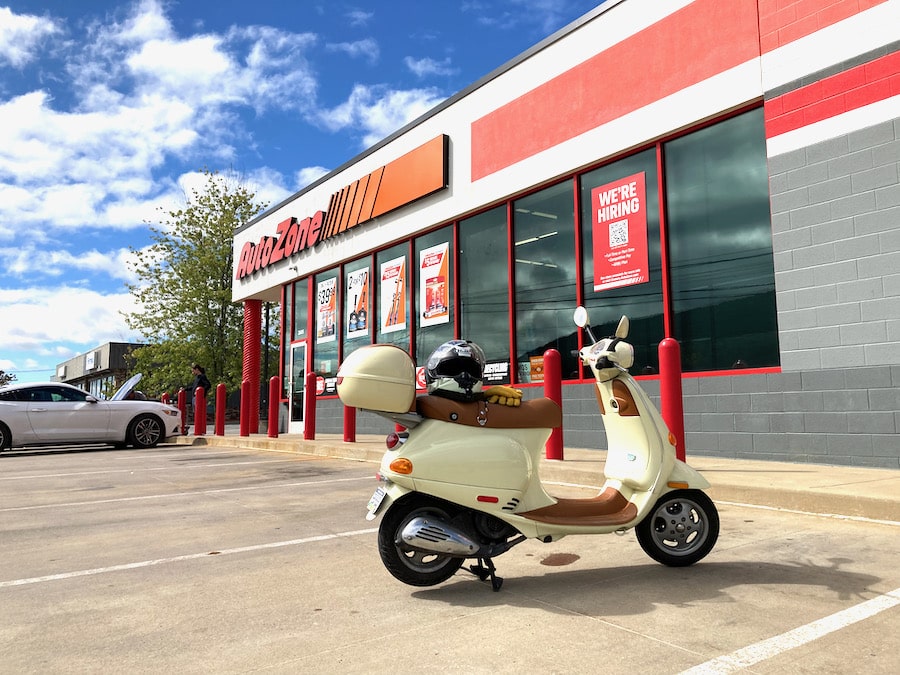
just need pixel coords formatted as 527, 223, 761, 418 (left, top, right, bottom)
771, 120, 900, 371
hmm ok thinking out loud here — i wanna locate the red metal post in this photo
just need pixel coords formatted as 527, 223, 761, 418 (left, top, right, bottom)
177, 388, 187, 435
239, 378, 251, 437
215, 383, 226, 436
194, 386, 207, 436
344, 405, 356, 442
161, 392, 170, 405
543, 348, 564, 460
267, 376, 280, 438
659, 337, 686, 461
303, 371, 317, 440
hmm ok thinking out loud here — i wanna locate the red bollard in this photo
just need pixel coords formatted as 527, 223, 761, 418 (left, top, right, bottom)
344, 405, 356, 442
543, 348, 564, 460
194, 387, 207, 436
177, 388, 187, 435
215, 383, 226, 436
161, 392, 170, 405
240, 378, 251, 437
303, 371, 317, 440
659, 337, 686, 461
267, 376, 280, 438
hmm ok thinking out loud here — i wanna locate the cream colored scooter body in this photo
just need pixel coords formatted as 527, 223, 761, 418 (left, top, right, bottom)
363, 324, 708, 541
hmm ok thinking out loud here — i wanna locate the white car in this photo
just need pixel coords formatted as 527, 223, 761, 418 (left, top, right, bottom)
0, 374, 182, 451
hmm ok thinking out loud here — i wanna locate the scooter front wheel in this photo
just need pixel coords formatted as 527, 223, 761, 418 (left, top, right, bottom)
378, 494, 465, 587
636, 489, 719, 567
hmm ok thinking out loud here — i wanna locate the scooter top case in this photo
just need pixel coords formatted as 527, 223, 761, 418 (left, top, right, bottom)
337, 344, 416, 413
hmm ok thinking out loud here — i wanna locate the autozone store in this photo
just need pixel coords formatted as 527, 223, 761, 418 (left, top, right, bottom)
232, 0, 900, 468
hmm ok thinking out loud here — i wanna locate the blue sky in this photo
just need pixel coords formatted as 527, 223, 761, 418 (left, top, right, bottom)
0, 0, 601, 383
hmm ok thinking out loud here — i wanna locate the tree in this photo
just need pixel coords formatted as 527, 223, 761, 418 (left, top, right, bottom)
124, 168, 275, 399
0, 370, 15, 387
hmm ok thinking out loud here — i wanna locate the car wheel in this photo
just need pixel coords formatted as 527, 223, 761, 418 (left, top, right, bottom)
0, 422, 10, 451
128, 414, 164, 449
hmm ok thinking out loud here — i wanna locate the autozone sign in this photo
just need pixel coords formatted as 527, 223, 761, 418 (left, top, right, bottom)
236, 135, 448, 280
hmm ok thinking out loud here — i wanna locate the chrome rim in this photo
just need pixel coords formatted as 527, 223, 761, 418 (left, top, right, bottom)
647, 496, 710, 556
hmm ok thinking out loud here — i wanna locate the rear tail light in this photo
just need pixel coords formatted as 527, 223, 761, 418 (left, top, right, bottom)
385, 431, 408, 449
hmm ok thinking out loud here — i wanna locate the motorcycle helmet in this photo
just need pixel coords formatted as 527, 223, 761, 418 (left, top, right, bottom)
424, 339, 486, 401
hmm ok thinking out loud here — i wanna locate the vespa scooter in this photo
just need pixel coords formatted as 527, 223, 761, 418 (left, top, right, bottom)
336, 307, 719, 591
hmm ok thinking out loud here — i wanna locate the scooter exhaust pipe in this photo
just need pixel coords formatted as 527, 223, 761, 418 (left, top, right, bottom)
400, 516, 480, 556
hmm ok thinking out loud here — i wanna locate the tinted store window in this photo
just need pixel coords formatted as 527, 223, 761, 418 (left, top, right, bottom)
376, 244, 410, 352
342, 256, 372, 360
513, 180, 578, 382
313, 269, 339, 393
665, 109, 779, 371
292, 277, 307, 342
459, 206, 511, 383
580, 148, 663, 373
415, 226, 454, 366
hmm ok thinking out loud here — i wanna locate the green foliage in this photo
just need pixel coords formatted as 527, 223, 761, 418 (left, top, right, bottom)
124, 168, 278, 398
0, 369, 15, 387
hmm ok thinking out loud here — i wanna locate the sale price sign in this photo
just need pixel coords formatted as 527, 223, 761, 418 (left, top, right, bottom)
591, 172, 649, 292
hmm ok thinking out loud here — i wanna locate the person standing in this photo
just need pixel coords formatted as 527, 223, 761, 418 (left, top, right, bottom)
189, 364, 212, 427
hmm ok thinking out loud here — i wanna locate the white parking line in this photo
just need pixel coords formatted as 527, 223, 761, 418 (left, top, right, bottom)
679, 586, 900, 674
0, 475, 373, 512
0, 458, 305, 481
0, 528, 378, 588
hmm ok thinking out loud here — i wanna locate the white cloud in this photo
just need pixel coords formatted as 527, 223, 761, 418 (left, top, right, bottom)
346, 10, 374, 27
296, 166, 330, 190
318, 84, 444, 147
0, 6, 60, 67
326, 38, 379, 64
463, 0, 582, 34
405, 56, 458, 78
0, 285, 142, 352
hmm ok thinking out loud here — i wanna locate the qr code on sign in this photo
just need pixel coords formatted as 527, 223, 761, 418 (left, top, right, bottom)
608, 219, 629, 247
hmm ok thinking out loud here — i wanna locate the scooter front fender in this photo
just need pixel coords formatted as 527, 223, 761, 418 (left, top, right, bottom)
666, 460, 710, 490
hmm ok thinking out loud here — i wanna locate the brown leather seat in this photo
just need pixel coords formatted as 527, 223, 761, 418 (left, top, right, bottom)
519, 487, 638, 527
415, 394, 562, 430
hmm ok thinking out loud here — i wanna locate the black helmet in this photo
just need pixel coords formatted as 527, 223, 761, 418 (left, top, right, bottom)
424, 339, 486, 401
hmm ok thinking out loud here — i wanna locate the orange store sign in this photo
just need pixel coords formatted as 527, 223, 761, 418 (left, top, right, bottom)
236, 135, 449, 280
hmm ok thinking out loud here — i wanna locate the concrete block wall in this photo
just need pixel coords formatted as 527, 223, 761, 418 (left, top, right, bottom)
770, 119, 900, 371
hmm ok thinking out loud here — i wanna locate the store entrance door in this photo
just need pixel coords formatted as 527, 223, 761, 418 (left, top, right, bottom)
288, 343, 307, 434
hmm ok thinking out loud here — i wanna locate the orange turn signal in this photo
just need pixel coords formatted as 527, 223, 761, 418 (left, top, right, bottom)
667, 481, 689, 489
389, 458, 414, 475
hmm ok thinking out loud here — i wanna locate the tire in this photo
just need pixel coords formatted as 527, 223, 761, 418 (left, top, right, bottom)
0, 422, 10, 451
378, 494, 465, 587
635, 489, 719, 567
128, 414, 164, 449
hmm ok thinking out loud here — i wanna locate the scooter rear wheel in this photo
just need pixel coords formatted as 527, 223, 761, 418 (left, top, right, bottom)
635, 489, 719, 567
378, 494, 465, 587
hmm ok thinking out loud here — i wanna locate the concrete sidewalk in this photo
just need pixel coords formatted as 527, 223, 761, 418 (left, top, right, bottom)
174, 431, 900, 523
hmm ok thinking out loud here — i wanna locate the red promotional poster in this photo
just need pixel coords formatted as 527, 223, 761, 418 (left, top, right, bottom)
591, 172, 649, 292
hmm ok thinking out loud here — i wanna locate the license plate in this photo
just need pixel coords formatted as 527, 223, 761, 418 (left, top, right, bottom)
366, 487, 387, 519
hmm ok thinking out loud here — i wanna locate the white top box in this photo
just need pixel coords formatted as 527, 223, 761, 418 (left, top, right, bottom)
337, 344, 416, 413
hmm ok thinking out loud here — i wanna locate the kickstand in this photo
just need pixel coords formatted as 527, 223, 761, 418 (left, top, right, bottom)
468, 557, 503, 591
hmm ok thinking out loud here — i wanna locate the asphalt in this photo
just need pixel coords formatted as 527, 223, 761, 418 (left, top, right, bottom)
174, 430, 900, 523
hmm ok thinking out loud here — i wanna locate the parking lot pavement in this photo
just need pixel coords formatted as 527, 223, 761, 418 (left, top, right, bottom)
2, 443, 899, 674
